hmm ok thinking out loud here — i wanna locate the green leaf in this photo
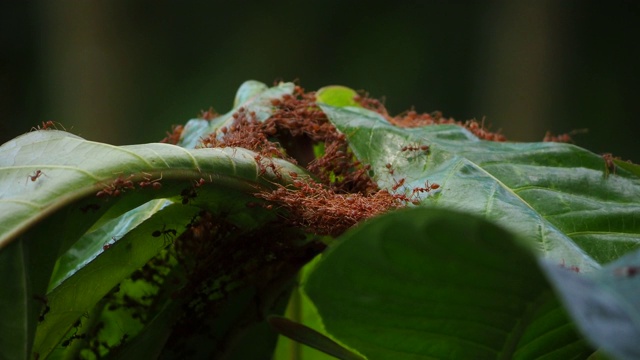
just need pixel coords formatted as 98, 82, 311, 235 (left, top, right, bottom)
269, 316, 365, 360
303, 207, 592, 359
33, 203, 200, 358
273, 263, 339, 360
179, 80, 295, 148
0, 129, 306, 360
614, 158, 640, 179
318, 103, 640, 270
316, 86, 361, 108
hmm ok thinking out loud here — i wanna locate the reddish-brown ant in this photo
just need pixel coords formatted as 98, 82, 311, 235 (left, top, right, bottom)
160, 125, 184, 145
385, 163, 394, 175
103, 236, 117, 251
392, 178, 406, 191
96, 174, 135, 198
411, 181, 441, 196
139, 173, 163, 189
193, 178, 206, 187
26, 170, 47, 183
602, 153, 617, 178
559, 259, 580, 273
31, 120, 66, 131
614, 266, 640, 278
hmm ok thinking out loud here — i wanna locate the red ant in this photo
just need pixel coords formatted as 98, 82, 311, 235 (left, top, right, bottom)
96, 174, 135, 198
602, 153, 617, 178
139, 173, 163, 189
31, 120, 65, 131
385, 163, 394, 175
392, 178, 406, 191
26, 170, 47, 183
559, 259, 580, 273
411, 181, 441, 196
103, 236, 117, 251
193, 178, 206, 187
614, 266, 640, 278
255, 154, 283, 178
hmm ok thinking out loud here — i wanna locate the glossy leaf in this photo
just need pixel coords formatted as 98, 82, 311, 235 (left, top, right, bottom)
269, 316, 365, 360
178, 80, 295, 149
0, 129, 307, 359
316, 99, 640, 271
303, 208, 592, 359
315, 86, 360, 108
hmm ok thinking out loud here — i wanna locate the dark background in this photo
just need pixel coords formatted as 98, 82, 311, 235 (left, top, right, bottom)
2, 1, 639, 161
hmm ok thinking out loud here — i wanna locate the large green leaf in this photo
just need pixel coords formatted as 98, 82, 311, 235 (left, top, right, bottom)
316, 99, 640, 271
0, 129, 306, 359
303, 207, 592, 359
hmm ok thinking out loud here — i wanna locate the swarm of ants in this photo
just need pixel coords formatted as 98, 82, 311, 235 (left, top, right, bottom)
195, 85, 454, 236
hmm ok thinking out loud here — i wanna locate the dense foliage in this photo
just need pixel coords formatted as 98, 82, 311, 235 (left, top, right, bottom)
1, 81, 639, 360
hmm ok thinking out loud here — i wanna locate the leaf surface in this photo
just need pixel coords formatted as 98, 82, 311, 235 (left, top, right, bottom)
317, 101, 640, 270
303, 208, 592, 359
178, 80, 295, 149
0, 129, 306, 359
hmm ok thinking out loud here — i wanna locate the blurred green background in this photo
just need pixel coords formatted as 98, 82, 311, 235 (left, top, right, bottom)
2, 1, 638, 161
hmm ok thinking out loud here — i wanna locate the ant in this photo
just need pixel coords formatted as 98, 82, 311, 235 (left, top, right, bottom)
602, 153, 617, 178
614, 266, 640, 278
559, 259, 580, 273
26, 170, 47, 184
385, 163, 394, 175
411, 181, 440, 196
152, 225, 177, 246
391, 178, 406, 191
96, 174, 135, 198
139, 173, 163, 189
103, 236, 117, 251
31, 120, 66, 131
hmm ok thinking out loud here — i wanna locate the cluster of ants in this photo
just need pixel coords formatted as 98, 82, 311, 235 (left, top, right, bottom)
187, 86, 447, 236
96, 173, 165, 199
